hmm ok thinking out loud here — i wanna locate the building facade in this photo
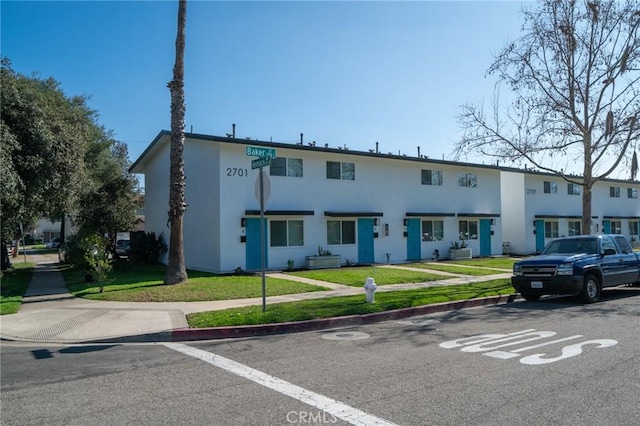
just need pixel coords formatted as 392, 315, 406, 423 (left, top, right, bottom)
132, 132, 639, 273
500, 171, 640, 254
132, 131, 506, 273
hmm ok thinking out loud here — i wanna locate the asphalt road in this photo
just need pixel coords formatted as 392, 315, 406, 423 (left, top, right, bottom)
2, 288, 639, 426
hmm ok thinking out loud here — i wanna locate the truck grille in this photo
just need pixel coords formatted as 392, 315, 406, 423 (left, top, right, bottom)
521, 265, 557, 278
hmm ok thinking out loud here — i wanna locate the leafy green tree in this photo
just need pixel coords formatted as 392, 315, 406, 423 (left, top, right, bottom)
455, 0, 639, 234
1, 58, 89, 240
64, 232, 112, 290
73, 137, 138, 253
1, 58, 138, 246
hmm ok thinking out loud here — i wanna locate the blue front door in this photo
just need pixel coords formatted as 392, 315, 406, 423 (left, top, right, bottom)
406, 218, 421, 261
357, 218, 375, 264
535, 219, 545, 252
245, 218, 268, 271
602, 220, 611, 234
479, 219, 491, 257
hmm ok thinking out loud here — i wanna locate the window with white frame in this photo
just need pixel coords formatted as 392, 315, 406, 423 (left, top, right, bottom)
611, 220, 622, 234
545, 221, 559, 238
629, 222, 639, 239
421, 220, 444, 241
270, 157, 303, 177
568, 221, 581, 236
421, 169, 443, 186
610, 187, 621, 198
458, 220, 478, 240
544, 181, 558, 194
567, 183, 580, 195
326, 161, 355, 180
457, 173, 477, 188
327, 220, 356, 245
270, 220, 304, 247
628, 188, 638, 199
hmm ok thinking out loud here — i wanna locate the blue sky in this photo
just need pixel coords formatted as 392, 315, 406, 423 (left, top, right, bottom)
2, 0, 528, 168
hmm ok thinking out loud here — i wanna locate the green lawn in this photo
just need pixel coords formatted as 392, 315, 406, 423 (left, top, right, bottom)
286, 266, 448, 287
0, 263, 35, 315
403, 262, 510, 276
443, 257, 517, 269
187, 279, 514, 327
63, 261, 330, 302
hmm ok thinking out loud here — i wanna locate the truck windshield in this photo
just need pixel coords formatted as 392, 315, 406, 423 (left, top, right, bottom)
542, 238, 597, 255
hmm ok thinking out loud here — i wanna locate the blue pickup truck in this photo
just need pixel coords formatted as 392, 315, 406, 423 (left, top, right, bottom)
512, 234, 640, 303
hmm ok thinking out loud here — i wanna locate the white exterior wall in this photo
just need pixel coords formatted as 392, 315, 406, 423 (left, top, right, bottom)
215, 145, 503, 272
502, 173, 640, 254
500, 172, 526, 255
139, 141, 170, 264
522, 174, 583, 253
591, 181, 640, 218
137, 133, 503, 273
183, 139, 222, 272
134, 132, 637, 273
32, 218, 74, 243
591, 180, 640, 238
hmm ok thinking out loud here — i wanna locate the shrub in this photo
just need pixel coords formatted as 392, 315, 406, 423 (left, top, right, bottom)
130, 232, 168, 265
64, 233, 112, 289
450, 240, 469, 250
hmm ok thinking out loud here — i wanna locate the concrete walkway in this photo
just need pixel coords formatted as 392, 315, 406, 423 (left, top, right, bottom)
0, 253, 513, 344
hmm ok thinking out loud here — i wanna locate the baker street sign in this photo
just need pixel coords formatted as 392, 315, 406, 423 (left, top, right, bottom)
245, 146, 277, 158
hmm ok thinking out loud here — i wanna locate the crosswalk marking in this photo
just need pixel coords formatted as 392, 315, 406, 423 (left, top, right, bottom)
163, 342, 399, 426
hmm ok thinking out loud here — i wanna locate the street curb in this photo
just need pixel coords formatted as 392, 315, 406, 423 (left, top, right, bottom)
170, 294, 517, 342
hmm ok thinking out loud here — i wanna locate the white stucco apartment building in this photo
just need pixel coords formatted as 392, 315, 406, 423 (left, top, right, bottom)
131, 131, 506, 273
501, 171, 640, 254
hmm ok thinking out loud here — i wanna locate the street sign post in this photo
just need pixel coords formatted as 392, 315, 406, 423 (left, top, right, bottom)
247, 147, 274, 312
259, 169, 266, 311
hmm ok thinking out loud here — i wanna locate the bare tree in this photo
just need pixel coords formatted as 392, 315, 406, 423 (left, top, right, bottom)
455, 0, 640, 234
165, 0, 188, 285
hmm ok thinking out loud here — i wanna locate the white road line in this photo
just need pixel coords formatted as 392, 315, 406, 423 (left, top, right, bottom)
163, 342, 399, 426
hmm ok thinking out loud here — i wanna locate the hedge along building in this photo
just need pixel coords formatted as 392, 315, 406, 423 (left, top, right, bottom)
130, 131, 503, 273
500, 170, 640, 255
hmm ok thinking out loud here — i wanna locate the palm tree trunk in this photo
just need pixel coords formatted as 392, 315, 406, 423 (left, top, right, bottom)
164, 0, 188, 285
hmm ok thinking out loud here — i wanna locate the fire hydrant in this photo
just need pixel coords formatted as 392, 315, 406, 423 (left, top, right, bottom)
364, 277, 377, 303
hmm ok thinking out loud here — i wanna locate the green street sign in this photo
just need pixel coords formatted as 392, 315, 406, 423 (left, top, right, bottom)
246, 146, 277, 158
251, 156, 272, 169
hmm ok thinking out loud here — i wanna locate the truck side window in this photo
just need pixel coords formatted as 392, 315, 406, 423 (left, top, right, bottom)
613, 236, 632, 254
601, 236, 618, 254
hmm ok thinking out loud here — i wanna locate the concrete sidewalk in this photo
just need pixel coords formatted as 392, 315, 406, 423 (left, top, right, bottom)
0, 253, 514, 344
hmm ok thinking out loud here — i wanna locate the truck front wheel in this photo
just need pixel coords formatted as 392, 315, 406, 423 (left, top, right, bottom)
580, 273, 601, 303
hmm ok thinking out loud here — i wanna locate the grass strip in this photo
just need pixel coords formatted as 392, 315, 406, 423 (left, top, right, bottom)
0, 263, 35, 315
64, 262, 329, 302
186, 279, 513, 327
444, 258, 517, 269
403, 263, 509, 276
287, 266, 448, 287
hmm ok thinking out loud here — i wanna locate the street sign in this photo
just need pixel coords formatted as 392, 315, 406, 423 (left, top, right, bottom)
246, 146, 277, 158
251, 156, 272, 170
254, 170, 271, 206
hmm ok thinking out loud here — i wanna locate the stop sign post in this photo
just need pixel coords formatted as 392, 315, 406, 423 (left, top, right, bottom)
247, 147, 275, 312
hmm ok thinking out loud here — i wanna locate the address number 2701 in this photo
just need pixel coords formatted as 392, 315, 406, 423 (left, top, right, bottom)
227, 168, 249, 177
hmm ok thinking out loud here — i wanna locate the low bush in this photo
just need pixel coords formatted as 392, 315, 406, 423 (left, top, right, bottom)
130, 232, 168, 265
64, 233, 111, 289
